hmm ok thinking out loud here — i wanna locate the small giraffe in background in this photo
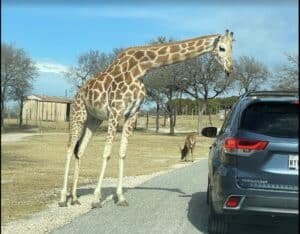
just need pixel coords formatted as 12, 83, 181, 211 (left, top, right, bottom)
58, 30, 234, 208
180, 133, 198, 162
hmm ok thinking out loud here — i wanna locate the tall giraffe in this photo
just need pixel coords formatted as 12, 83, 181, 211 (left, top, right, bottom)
59, 29, 234, 208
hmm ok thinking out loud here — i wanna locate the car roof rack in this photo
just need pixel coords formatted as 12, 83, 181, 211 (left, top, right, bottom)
243, 90, 299, 98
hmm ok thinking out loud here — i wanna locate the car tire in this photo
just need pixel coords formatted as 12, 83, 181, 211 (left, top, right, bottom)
206, 185, 209, 205
208, 195, 230, 234
208, 213, 229, 234
206, 177, 211, 205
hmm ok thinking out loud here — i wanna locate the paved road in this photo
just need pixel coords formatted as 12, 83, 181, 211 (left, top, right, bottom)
51, 159, 298, 234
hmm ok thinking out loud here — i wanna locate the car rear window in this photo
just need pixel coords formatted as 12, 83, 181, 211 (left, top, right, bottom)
240, 102, 298, 138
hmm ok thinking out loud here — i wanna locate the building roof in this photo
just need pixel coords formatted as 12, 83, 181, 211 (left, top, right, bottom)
25, 94, 73, 104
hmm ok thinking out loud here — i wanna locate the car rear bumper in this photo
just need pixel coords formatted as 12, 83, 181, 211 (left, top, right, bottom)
211, 169, 299, 216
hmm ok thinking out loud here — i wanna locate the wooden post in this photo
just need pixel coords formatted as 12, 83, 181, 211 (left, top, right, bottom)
191, 108, 194, 120
146, 112, 149, 129
134, 118, 137, 130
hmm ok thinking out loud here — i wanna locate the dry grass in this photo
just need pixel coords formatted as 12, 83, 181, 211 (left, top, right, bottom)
1, 115, 222, 224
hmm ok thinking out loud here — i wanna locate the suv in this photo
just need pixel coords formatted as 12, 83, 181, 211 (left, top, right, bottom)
202, 91, 299, 234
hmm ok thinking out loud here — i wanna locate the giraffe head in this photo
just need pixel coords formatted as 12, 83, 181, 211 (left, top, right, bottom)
213, 29, 234, 76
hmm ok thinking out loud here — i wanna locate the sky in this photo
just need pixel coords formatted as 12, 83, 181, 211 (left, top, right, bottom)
2, 0, 299, 101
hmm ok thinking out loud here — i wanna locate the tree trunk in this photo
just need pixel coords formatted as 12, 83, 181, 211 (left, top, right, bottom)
155, 102, 160, 133
19, 98, 24, 128
146, 112, 149, 129
197, 99, 207, 135
169, 107, 175, 136
173, 107, 177, 127
1, 87, 6, 130
163, 112, 167, 127
207, 104, 213, 126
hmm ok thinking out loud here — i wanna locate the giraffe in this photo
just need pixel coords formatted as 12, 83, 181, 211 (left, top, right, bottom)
58, 29, 234, 208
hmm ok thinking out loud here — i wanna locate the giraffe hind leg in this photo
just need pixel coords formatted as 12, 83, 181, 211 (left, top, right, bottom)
71, 118, 102, 205
59, 122, 85, 207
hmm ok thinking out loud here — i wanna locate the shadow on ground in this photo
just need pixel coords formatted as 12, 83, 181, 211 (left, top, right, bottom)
187, 192, 209, 233
76, 185, 187, 204
187, 192, 298, 234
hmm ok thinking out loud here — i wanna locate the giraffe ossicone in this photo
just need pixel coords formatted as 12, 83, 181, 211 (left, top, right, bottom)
58, 29, 234, 208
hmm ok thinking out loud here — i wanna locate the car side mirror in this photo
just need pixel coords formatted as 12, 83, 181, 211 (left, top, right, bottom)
201, 127, 218, 137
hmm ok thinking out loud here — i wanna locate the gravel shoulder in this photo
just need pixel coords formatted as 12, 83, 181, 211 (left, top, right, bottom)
1, 132, 68, 142
1, 161, 194, 234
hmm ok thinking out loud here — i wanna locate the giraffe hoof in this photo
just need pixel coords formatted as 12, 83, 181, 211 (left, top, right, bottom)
117, 200, 129, 207
91, 202, 102, 209
58, 201, 67, 207
71, 200, 81, 205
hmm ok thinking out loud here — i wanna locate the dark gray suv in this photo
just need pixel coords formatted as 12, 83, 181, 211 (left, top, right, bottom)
202, 91, 299, 234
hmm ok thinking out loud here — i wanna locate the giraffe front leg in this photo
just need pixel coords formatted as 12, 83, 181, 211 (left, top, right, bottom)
116, 114, 137, 206
91, 147, 110, 209
92, 116, 118, 209
58, 149, 73, 207
71, 157, 81, 205
116, 135, 129, 207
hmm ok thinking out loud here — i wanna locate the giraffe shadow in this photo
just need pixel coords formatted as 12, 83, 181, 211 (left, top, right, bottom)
76, 186, 186, 203
186, 192, 209, 234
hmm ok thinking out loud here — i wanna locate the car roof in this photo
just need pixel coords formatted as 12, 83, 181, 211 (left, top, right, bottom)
239, 91, 299, 103
242, 90, 298, 98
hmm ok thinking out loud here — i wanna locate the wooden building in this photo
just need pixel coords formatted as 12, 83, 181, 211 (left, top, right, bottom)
22, 94, 72, 122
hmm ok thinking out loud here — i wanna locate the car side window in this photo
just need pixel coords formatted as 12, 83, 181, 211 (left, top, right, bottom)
219, 103, 237, 135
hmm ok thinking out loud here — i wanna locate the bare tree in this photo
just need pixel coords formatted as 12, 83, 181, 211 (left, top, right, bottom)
9, 78, 34, 127
64, 48, 124, 90
144, 68, 168, 133
1, 43, 37, 129
233, 55, 269, 94
143, 36, 177, 134
183, 54, 233, 133
272, 53, 298, 91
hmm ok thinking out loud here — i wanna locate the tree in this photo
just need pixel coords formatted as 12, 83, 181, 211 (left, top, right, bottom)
272, 53, 298, 91
233, 56, 269, 94
144, 68, 168, 133
183, 53, 234, 133
1, 43, 37, 129
10, 77, 34, 127
143, 36, 177, 134
64, 48, 123, 89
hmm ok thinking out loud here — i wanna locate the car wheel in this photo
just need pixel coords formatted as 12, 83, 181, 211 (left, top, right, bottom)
208, 201, 230, 234
206, 185, 209, 205
206, 177, 210, 205
208, 214, 229, 234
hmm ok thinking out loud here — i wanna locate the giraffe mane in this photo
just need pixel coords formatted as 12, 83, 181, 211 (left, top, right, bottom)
126, 34, 221, 50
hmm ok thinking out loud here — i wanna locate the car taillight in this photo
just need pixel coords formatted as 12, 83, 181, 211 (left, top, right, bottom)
224, 195, 243, 208
224, 138, 268, 154
292, 100, 299, 104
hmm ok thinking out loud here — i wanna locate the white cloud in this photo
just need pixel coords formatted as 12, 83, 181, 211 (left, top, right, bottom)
36, 61, 69, 74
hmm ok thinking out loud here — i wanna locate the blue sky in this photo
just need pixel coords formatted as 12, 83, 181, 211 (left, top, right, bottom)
2, 1, 298, 99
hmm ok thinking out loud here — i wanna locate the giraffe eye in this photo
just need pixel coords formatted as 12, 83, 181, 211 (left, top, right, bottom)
219, 46, 226, 52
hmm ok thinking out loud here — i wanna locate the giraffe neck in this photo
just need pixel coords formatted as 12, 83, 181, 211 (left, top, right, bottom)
150, 34, 220, 68
101, 34, 221, 83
